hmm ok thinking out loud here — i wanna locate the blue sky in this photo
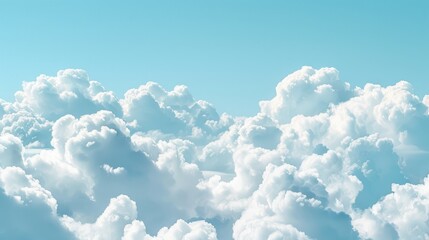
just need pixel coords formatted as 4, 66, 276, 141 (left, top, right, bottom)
0, 0, 428, 116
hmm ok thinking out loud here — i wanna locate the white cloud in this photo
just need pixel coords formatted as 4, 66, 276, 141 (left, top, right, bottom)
62, 194, 218, 240
352, 176, 429, 239
346, 134, 406, 209
0, 166, 57, 211
102, 164, 126, 175
0, 166, 74, 239
0, 134, 24, 168
122, 220, 149, 240
23, 110, 212, 234
0, 110, 52, 148
154, 219, 217, 240
62, 194, 138, 240
0, 98, 11, 118
1, 67, 429, 239
260, 66, 353, 124
233, 163, 358, 239
120, 81, 232, 142
123, 219, 218, 240
14, 69, 122, 120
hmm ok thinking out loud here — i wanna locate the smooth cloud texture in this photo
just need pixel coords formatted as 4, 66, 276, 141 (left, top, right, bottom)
0, 66, 428, 239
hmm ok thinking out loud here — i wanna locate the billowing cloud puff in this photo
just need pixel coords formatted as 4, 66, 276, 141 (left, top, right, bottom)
121, 82, 187, 134
260, 66, 354, 123
352, 177, 429, 239
1, 67, 429, 239
22, 109, 214, 235
0, 166, 74, 239
122, 219, 218, 240
62, 194, 217, 240
0, 134, 24, 168
153, 219, 217, 240
14, 69, 122, 120
0, 110, 52, 147
121, 82, 232, 142
233, 163, 358, 240
62, 194, 138, 240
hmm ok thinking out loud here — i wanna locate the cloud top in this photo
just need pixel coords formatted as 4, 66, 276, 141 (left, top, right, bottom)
0, 67, 428, 239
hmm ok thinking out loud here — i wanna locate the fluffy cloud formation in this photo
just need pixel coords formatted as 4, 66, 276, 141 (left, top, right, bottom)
0, 166, 74, 239
120, 82, 232, 143
260, 66, 354, 123
62, 194, 217, 240
352, 177, 429, 239
14, 69, 122, 120
0, 66, 428, 239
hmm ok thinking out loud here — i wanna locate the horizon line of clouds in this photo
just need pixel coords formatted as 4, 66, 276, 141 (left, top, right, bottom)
1, 66, 429, 239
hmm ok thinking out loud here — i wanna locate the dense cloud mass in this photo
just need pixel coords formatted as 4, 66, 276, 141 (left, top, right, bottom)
0, 67, 428, 239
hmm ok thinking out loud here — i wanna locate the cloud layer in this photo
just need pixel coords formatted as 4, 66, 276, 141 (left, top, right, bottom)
1, 67, 428, 239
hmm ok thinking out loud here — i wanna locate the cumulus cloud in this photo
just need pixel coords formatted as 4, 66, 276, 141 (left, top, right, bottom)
1, 67, 428, 239
0, 134, 24, 168
0, 110, 52, 148
14, 69, 122, 120
121, 81, 232, 142
233, 161, 359, 239
352, 177, 429, 239
0, 166, 74, 239
122, 219, 218, 240
260, 66, 354, 123
62, 194, 217, 240
62, 194, 138, 240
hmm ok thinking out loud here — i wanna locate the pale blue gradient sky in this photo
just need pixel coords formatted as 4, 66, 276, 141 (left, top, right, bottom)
1, 0, 428, 116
